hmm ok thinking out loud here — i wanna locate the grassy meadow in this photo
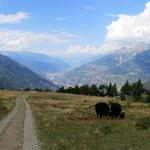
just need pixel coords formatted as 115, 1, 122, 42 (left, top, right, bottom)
0, 90, 18, 120
27, 92, 150, 150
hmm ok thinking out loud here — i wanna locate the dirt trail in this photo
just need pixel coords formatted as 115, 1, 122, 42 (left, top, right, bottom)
0, 94, 40, 150
0, 95, 25, 150
0, 95, 23, 135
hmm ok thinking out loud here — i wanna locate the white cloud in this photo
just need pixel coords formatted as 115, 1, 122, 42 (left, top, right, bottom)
0, 30, 76, 51
57, 17, 69, 21
66, 45, 100, 55
1, 1, 150, 57
108, 14, 118, 18
106, 1, 150, 44
0, 12, 29, 24
70, 0, 150, 56
63, 1, 150, 57
83, 6, 95, 11
63, 2, 150, 56
64, 42, 122, 56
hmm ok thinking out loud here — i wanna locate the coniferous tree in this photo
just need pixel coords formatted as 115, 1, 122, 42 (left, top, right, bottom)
84, 84, 90, 95
90, 84, 99, 96
74, 85, 80, 94
121, 80, 131, 95
107, 83, 113, 96
58, 86, 65, 93
112, 83, 118, 96
131, 79, 144, 96
80, 84, 90, 95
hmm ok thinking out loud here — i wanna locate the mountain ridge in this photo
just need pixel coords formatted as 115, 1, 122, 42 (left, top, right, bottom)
52, 48, 150, 87
0, 54, 58, 90
3, 51, 71, 75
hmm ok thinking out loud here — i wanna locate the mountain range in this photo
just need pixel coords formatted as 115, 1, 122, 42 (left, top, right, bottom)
3, 52, 70, 75
0, 54, 57, 90
1, 45, 150, 90
51, 48, 150, 88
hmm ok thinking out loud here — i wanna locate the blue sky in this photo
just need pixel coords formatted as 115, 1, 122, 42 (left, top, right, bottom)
0, 0, 150, 60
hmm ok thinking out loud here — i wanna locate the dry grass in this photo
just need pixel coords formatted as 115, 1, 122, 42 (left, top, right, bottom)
0, 90, 19, 120
27, 92, 150, 150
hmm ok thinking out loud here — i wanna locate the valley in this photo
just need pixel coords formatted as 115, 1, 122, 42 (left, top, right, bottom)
1, 47, 150, 90
51, 49, 150, 87
0, 1, 150, 149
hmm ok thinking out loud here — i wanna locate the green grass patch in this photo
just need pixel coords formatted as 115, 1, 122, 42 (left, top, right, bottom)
0, 90, 18, 120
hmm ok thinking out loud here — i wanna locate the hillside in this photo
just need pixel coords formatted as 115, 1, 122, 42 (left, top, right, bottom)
52, 49, 150, 87
0, 54, 57, 90
4, 52, 70, 75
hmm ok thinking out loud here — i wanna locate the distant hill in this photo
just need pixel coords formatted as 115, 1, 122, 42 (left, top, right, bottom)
4, 52, 70, 75
52, 49, 150, 87
0, 54, 58, 90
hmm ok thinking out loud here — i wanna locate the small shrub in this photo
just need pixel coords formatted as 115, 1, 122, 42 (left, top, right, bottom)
135, 117, 150, 130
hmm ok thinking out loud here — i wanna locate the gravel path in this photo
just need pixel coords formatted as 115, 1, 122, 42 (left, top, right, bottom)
0, 94, 40, 150
23, 96, 40, 150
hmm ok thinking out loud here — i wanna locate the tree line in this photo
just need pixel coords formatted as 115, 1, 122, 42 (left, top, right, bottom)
57, 79, 150, 102
57, 83, 117, 97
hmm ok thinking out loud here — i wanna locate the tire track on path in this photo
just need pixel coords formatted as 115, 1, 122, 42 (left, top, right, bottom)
23, 96, 40, 150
